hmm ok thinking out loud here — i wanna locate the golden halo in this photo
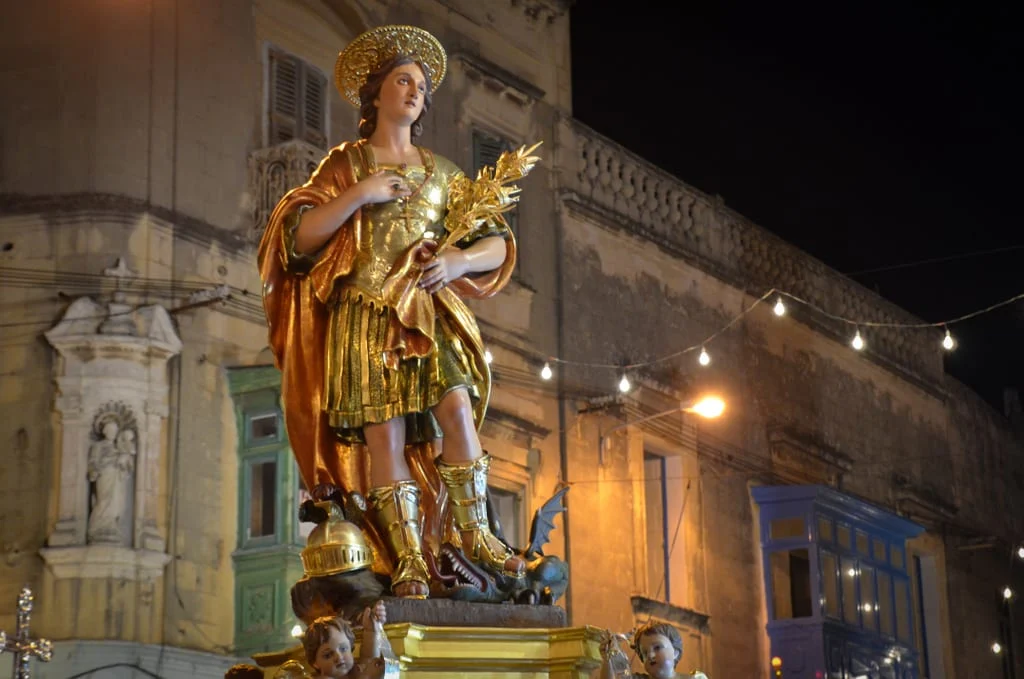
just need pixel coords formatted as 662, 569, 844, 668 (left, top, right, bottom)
334, 25, 447, 108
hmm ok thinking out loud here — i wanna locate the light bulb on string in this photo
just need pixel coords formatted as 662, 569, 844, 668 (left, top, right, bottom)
773, 297, 786, 316
851, 329, 865, 351
992, 642, 1003, 655
1017, 546, 1024, 560
942, 328, 955, 351
618, 374, 631, 393
484, 349, 493, 364
540, 363, 553, 381
1003, 587, 1014, 600
698, 347, 711, 366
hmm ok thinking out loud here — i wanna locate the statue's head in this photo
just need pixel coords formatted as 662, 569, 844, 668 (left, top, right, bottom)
303, 615, 356, 678
101, 420, 119, 441
224, 663, 264, 679
357, 55, 433, 141
333, 25, 447, 142
632, 621, 683, 679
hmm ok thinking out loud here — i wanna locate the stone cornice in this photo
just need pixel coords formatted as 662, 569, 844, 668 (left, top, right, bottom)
0, 192, 251, 255
452, 51, 546, 104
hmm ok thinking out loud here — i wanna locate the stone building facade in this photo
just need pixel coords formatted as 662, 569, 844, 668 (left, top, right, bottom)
1, 1, 1021, 677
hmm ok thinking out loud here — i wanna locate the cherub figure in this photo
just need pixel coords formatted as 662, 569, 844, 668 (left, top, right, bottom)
598, 621, 709, 679
302, 601, 395, 679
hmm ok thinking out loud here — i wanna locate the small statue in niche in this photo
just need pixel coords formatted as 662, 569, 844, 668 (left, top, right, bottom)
86, 404, 138, 545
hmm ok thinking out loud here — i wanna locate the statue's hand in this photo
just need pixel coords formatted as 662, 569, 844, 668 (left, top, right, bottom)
356, 169, 413, 205
418, 241, 467, 294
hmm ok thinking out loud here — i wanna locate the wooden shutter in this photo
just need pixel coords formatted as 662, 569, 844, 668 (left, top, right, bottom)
268, 47, 328, 149
269, 48, 299, 145
302, 67, 327, 148
472, 129, 508, 175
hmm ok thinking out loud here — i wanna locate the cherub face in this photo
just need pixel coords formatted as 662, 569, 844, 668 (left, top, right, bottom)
638, 632, 679, 679
313, 626, 354, 678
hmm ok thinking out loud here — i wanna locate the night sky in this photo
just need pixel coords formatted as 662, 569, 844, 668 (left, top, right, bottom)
570, 0, 1023, 412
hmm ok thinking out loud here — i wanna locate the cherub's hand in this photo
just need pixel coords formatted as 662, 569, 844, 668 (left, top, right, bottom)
598, 629, 628, 657
371, 599, 387, 626
360, 600, 386, 629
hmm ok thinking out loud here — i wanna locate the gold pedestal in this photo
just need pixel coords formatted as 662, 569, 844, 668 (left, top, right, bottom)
254, 624, 604, 678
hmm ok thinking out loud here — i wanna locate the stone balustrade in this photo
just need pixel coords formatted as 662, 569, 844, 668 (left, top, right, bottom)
248, 139, 324, 243
556, 118, 943, 387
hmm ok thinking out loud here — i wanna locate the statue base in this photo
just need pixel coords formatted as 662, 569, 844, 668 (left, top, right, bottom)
253, 621, 603, 678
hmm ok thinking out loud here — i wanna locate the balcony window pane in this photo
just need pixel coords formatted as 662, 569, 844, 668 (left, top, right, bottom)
837, 524, 852, 550
249, 460, 277, 539
818, 516, 833, 542
770, 516, 806, 540
860, 566, 877, 631
821, 550, 841, 618
842, 556, 859, 625
878, 571, 894, 637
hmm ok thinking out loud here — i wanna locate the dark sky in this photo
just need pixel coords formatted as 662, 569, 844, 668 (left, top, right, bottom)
570, 0, 1023, 413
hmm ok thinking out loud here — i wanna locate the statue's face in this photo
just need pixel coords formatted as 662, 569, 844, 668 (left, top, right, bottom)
312, 626, 354, 678
374, 62, 426, 126
638, 633, 679, 679
102, 422, 118, 440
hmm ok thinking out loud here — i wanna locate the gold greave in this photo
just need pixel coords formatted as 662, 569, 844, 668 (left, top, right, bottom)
436, 454, 524, 577
367, 480, 429, 595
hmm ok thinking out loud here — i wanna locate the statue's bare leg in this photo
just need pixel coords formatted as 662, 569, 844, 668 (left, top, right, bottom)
365, 417, 410, 487
365, 417, 430, 598
433, 388, 526, 576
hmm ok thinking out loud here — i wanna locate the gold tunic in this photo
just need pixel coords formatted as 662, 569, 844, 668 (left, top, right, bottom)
282, 143, 507, 443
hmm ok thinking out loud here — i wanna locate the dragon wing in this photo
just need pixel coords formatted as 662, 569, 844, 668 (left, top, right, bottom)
526, 485, 569, 558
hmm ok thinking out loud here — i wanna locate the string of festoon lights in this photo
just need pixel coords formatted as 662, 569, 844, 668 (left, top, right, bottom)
519, 285, 1024, 665
992, 544, 1024, 658
524, 287, 1024, 395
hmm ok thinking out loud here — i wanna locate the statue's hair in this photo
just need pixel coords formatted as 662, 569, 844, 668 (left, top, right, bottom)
357, 54, 433, 140
303, 615, 356, 666
632, 621, 683, 664
224, 664, 264, 679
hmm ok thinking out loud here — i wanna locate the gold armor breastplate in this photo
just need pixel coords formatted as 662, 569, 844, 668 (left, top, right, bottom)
344, 144, 451, 304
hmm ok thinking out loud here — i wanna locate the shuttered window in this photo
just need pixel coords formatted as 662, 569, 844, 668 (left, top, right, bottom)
268, 47, 327, 149
472, 129, 518, 237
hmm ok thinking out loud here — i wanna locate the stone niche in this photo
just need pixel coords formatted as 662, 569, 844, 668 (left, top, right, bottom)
39, 280, 182, 582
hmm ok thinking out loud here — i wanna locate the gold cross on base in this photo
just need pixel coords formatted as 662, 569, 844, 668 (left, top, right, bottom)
0, 588, 53, 679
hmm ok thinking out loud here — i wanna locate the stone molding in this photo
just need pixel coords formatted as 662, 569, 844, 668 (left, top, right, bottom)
510, 0, 569, 24
38, 545, 171, 582
555, 118, 944, 388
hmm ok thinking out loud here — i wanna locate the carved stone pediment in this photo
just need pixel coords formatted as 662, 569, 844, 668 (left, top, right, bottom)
480, 406, 551, 450
767, 424, 853, 487
452, 52, 545, 108
892, 472, 959, 525
631, 595, 710, 634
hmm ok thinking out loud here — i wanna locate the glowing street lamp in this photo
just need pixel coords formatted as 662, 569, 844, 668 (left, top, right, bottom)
598, 394, 727, 464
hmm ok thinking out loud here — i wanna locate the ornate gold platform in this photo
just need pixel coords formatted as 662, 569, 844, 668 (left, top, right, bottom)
253, 623, 605, 678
